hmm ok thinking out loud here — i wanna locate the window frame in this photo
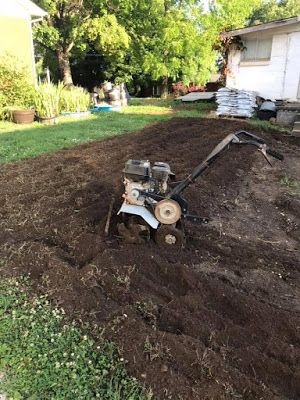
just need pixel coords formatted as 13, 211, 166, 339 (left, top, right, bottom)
241, 36, 273, 63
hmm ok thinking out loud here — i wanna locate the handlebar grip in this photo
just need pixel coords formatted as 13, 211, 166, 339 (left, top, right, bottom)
266, 148, 284, 161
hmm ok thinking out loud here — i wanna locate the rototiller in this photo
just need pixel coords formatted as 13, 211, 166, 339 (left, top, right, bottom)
116, 130, 283, 248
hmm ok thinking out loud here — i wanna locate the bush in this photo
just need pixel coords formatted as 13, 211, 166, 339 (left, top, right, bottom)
60, 86, 91, 113
34, 82, 63, 118
0, 55, 35, 119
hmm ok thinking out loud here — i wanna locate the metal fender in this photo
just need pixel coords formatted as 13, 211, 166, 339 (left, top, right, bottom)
117, 203, 159, 229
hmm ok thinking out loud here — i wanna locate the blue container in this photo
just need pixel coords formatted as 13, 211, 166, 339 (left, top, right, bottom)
91, 105, 113, 112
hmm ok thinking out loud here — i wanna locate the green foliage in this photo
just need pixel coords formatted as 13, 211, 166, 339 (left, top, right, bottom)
279, 175, 300, 189
111, 0, 262, 87
60, 86, 91, 113
248, 117, 289, 132
33, 0, 129, 83
33, 0, 93, 52
111, 1, 216, 85
33, 0, 266, 90
34, 82, 63, 118
0, 55, 34, 119
86, 14, 130, 58
141, 8, 216, 84
249, 0, 300, 25
0, 277, 147, 399
208, 0, 261, 31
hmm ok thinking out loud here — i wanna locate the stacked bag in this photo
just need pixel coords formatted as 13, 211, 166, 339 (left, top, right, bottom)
216, 88, 257, 118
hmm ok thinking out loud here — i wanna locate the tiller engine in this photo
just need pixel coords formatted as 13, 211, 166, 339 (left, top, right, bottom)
117, 130, 283, 248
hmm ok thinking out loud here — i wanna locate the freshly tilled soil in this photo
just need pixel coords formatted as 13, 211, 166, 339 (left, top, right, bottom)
1, 118, 300, 400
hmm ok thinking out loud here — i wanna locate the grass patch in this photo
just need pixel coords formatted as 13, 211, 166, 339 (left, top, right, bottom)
0, 277, 150, 400
0, 112, 169, 163
0, 98, 215, 163
248, 117, 290, 133
129, 98, 215, 115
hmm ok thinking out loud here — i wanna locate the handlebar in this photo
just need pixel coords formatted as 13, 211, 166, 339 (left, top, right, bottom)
266, 148, 284, 161
169, 130, 284, 198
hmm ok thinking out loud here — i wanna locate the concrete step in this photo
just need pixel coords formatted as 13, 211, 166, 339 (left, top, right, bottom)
292, 121, 300, 137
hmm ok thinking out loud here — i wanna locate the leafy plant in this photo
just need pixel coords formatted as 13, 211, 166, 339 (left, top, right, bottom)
34, 82, 63, 118
0, 277, 149, 399
60, 86, 91, 113
279, 175, 300, 189
0, 55, 35, 119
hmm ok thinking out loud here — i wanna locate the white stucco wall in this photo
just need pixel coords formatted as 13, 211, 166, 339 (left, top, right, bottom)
227, 24, 300, 101
0, 0, 46, 84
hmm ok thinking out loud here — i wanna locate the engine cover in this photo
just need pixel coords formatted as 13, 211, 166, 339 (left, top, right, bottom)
123, 179, 150, 205
122, 159, 172, 206
124, 160, 151, 182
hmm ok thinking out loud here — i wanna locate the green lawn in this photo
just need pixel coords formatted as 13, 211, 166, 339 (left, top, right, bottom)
0, 278, 150, 400
0, 98, 215, 163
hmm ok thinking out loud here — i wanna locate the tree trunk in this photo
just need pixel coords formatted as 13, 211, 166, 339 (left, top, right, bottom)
160, 76, 169, 99
57, 48, 73, 86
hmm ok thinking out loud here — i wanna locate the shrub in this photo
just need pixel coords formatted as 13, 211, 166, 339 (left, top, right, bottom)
0, 55, 34, 119
60, 86, 91, 113
34, 82, 64, 118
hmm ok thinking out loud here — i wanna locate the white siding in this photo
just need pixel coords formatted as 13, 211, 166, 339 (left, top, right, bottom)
283, 32, 300, 99
227, 26, 300, 101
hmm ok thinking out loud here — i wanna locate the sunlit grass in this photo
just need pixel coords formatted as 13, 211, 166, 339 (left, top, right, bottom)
248, 117, 290, 132
0, 98, 214, 163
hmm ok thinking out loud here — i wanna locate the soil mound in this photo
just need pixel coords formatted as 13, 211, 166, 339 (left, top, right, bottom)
1, 118, 300, 399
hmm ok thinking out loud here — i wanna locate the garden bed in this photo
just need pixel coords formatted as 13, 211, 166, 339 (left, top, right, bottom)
0, 117, 300, 399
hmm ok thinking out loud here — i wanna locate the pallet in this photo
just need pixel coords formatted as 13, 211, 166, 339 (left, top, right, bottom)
216, 114, 250, 119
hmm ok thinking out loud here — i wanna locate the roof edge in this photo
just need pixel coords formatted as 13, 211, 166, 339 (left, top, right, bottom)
224, 15, 300, 37
16, 0, 47, 17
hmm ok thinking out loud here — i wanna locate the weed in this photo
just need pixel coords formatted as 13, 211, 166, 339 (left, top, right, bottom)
136, 300, 158, 329
0, 277, 148, 399
113, 265, 136, 290
279, 175, 300, 189
143, 337, 170, 362
191, 349, 213, 378
220, 382, 243, 399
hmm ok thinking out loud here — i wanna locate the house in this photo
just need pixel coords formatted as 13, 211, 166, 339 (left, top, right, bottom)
225, 16, 300, 101
0, 0, 47, 83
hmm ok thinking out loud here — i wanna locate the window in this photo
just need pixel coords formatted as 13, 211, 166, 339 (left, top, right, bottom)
241, 37, 272, 61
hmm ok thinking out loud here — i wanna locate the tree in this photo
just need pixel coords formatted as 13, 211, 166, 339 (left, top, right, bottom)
34, 0, 129, 85
34, 0, 265, 94
249, 0, 300, 25
123, 0, 261, 96
106, 0, 219, 97
34, 0, 92, 85
204, 0, 261, 81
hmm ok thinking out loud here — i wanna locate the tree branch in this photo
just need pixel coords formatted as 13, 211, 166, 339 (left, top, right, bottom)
35, 40, 56, 54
